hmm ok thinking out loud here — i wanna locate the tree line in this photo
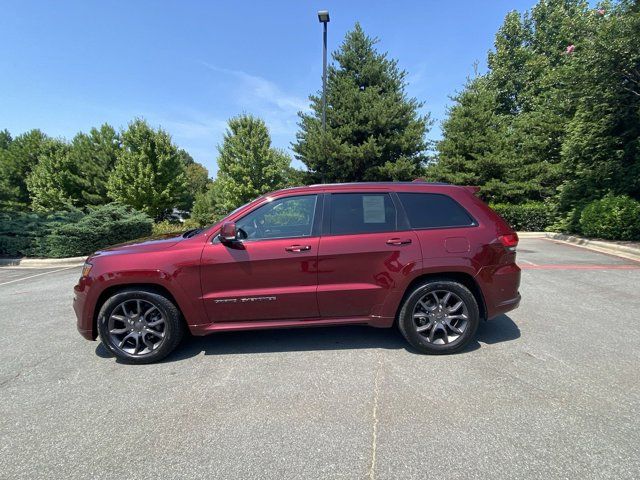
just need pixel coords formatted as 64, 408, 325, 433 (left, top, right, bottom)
0, 116, 297, 224
0, 121, 207, 220
431, 0, 640, 235
2, 0, 639, 241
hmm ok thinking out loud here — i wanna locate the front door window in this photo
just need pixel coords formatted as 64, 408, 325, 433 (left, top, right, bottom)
236, 195, 318, 240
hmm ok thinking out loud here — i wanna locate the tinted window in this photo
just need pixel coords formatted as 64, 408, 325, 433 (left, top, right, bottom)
236, 195, 317, 240
398, 193, 475, 229
330, 193, 397, 235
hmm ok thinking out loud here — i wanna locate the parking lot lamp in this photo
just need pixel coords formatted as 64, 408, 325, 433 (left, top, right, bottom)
318, 10, 330, 132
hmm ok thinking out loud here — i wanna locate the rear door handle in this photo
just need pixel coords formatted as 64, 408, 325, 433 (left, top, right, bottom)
285, 245, 311, 252
386, 238, 412, 246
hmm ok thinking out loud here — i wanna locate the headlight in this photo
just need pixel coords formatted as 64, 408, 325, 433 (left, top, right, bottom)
81, 262, 93, 277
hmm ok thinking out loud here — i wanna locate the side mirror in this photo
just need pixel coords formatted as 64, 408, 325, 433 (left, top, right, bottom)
219, 222, 238, 243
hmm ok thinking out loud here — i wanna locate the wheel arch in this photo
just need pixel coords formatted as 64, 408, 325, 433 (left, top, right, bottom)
395, 272, 487, 324
92, 283, 186, 340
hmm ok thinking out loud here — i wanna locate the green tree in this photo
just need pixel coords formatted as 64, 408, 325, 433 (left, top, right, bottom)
214, 114, 292, 214
0, 129, 49, 210
0, 129, 12, 150
294, 23, 430, 182
107, 119, 188, 220
176, 149, 211, 212
26, 139, 83, 212
191, 179, 222, 226
559, 0, 640, 216
69, 124, 121, 206
435, 0, 596, 205
430, 76, 515, 202
26, 124, 121, 212
487, 11, 534, 115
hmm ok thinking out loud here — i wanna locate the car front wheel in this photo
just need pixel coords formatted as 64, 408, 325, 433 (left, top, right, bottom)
97, 288, 185, 364
398, 280, 479, 354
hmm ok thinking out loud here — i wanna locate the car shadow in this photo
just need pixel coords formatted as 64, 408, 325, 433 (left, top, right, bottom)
95, 314, 520, 364
476, 314, 521, 345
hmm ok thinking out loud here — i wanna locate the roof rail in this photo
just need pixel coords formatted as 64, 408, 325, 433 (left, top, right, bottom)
413, 178, 450, 185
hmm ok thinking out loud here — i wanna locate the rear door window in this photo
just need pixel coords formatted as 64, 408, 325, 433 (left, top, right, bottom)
397, 193, 476, 229
330, 193, 397, 235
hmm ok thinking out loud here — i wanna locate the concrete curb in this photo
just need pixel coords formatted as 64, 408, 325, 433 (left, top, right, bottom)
515, 231, 548, 238
542, 232, 640, 261
516, 231, 640, 262
0, 256, 86, 268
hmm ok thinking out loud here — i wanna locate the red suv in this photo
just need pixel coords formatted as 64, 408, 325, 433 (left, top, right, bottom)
74, 182, 521, 363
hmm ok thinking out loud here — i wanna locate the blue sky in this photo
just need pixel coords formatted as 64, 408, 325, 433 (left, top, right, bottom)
1, 0, 535, 175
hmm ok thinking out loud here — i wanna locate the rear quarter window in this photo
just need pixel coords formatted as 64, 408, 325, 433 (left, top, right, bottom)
397, 192, 476, 229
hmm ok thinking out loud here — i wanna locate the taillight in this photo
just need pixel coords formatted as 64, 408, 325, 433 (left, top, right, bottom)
498, 233, 519, 251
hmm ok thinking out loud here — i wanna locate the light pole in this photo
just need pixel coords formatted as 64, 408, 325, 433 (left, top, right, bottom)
318, 10, 330, 132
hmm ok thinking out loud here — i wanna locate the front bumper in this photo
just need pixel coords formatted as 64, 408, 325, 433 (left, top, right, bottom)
73, 278, 96, 340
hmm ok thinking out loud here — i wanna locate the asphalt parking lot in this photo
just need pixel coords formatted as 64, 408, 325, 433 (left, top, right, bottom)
1, 238, 639, 479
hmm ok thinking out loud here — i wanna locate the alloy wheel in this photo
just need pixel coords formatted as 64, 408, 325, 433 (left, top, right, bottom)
412, 290, 469, 345
107, 299, 166, 356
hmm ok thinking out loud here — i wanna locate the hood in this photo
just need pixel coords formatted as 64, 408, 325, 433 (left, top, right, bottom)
91, 233, 184, 258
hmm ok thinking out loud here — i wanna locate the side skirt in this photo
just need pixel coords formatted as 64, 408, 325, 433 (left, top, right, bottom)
188, 316, 393, 336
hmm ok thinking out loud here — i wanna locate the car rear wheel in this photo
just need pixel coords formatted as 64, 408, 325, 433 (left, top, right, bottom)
398, 280, 479, 354
97, 289, 184, 364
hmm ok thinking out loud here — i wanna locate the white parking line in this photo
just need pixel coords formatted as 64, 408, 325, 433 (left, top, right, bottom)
0, 266, 79, 287
519, 258, 539, 266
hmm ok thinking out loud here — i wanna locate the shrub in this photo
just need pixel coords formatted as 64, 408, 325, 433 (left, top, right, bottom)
579, 195, 640, 240
152, 220, 183, 236
490, 202, 555, 231
43, 204, 152, 257
0, 203, 152, 258
0, 211, 83, 256
0, 211, 47, 257
151, 220, 191, 236
0, 235, 32, 258
550, 203, 586, 235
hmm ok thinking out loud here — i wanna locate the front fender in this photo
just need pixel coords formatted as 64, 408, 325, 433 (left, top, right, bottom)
76, 266, 207, 340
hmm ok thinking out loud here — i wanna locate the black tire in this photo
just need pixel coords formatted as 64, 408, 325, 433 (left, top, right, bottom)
97, 288, 185, 364
398, 279, 479, 355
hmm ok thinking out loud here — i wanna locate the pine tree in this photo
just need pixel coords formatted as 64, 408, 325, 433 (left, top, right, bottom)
294, 23, 430, 182
559, 0, 640, 212
435, 0, 595, 204
487, 11, 534, 115
0, 129, 12, 150
107, 119, 188, 220
214, 114, 292, 214
430, 76, 516, 202
0, 129, 49, 210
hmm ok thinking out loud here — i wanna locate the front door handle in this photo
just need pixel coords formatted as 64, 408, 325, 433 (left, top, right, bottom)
386, 238, 412, 246
285, 245, 311, 252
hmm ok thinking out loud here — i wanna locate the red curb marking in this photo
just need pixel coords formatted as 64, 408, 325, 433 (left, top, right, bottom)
519, 264, 640, 270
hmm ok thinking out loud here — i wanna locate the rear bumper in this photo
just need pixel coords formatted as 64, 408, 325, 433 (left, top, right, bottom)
488, 292, 521, 319
476, 263, 521, 319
